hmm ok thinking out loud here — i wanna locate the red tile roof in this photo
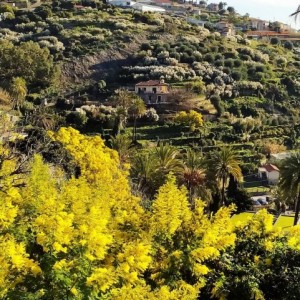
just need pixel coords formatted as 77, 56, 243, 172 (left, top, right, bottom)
136, 80, 168, 86
261, 164, 279, 172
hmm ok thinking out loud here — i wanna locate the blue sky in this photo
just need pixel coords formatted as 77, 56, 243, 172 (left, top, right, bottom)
220, 0, 300, 29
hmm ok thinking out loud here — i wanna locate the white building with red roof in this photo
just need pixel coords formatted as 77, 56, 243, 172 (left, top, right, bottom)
258, 164, 280, 185
135, 80, 169, 104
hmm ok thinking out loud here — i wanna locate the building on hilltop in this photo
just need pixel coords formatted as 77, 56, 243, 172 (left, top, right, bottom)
276, 22, 295, 33
107, 0, 136, 7
131, 2, 166, 12
206, 3, 219, 12
215, 21, 235, 36
135, 80, 169, 104
249, 18, 269, 31
0, 0, 41, 9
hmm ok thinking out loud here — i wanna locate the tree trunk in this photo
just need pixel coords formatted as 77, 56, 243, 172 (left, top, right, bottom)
112, 117, 121, 136
294, 192, 300, 226
133, 117, 137, 142
221, 175, 226, 207
188, 184, 194, 209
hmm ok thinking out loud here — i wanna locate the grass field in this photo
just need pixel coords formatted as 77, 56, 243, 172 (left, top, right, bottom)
231, 212, 255, 225
244, 186, 270, 194
274, 215, 295, 230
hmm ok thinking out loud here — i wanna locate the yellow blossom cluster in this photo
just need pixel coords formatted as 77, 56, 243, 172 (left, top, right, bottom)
0, 127, 299, 299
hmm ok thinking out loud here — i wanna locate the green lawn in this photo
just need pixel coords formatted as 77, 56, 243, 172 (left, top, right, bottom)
130, 125, 189, 141
274, 215, 295, 230
244, 186, 270, 194
231, 212, 255, 225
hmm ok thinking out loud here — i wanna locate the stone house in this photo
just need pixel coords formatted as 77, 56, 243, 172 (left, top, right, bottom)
206, 3, 219, 12
215, 21, 235, 36
135, 80, 169, 104
249, 18, 269, 31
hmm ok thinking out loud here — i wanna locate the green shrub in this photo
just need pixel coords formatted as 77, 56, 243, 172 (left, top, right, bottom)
232, 71, 242, 81
215, 53, 223, 60
49, 23, 64, 35
233, 59, 242, 67
203, 53, 214, 62
141, 43, 152, 51
224, 51, 237, 59
223, 67, 231, 74
214, 59, 224, 67
270, 37, 280, 45
26, 93, 40, 104
240, 54, 251, 61
170, 52, 180, 60
224, 59, 234, 68
210, 94, 224, 116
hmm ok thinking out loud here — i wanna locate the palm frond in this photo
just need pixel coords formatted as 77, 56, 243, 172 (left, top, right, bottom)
0, 88, 12, 106
290, 5, 300, 20
278, 152, 300, 196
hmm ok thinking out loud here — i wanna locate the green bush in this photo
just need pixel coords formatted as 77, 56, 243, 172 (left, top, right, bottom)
214, 59, 224, 67
223, 67, 231, 74
233, 59, 242, 67
210, 94, 224, 116
203, 53, 214, 62
170, 52, 180, 60
232, 71, 242, 81
270, 37, 280, 45
240, 54, 251, 61
224, 59, 234, 68
141, 43, 152, 51
215, 53, 223, 60
224, 51, 237, 59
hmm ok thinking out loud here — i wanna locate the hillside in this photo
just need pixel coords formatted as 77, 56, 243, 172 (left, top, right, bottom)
0, 1, 300, 173
2, 2, 300, 299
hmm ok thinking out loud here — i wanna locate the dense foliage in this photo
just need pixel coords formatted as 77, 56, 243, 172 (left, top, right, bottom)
0, 40, 59, 90
0, 127, 300, 299
1, 2, 300, 298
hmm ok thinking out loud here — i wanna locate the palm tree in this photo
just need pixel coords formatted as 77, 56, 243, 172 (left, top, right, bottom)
110, 90, 136, 136
130, 151, 158, 196
110, 134, 132, 164
128, 97, 146, 142
0, 88, 12, 108
290, 5, 300, 19
182, 149, 208, 207
10, 77, 27, 111
113, 106, 127, 136
110, 89, 135, 110
154, 143, 183, 178
278, 152, 300, 225
131, 144, 183, 197
209, 147, 243, 207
